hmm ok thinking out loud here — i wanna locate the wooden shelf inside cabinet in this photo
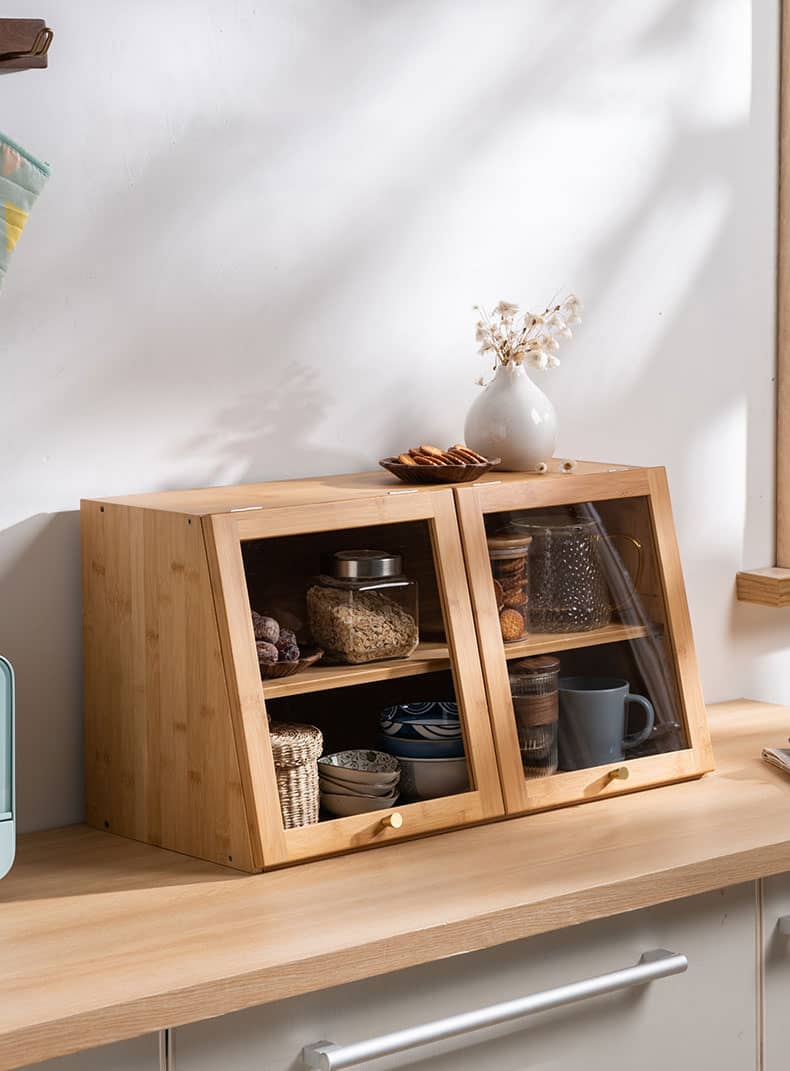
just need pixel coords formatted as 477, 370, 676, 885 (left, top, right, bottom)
263, 641, 452, 699
502, 622, 652, 661
262, 624, 654, 699
0, 20, 52, 72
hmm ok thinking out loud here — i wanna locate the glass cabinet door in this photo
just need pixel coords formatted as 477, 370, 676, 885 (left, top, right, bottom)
454, 465, 712, 815
204, 487, 504, 868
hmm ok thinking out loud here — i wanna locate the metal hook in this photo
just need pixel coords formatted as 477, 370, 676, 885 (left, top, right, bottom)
0, 25, 53, 63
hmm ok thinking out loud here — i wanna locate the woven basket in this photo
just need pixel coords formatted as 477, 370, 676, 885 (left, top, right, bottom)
269, 721, 323, 829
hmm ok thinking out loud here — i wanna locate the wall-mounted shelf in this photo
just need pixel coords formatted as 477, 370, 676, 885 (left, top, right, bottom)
0, 19, 52, 73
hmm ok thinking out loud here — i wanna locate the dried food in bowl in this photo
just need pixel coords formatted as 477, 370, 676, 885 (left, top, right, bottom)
379, 456, 500, 486
258, 646, 323, 680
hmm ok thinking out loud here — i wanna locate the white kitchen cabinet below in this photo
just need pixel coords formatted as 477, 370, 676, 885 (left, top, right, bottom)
177, 884, 757, 1071
763, 873, 790, 1071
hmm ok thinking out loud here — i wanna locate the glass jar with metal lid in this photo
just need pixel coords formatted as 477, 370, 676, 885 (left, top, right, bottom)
306, 550, 419, 664
508, 654, 560, 777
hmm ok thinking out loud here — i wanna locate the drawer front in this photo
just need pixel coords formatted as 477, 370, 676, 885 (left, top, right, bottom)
177, 884, 756, 1071
16, 1032, 157, 1071
763, 872, 790, 1070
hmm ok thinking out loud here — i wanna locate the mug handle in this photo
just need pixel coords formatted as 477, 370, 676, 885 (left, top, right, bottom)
622, 693, 655, 751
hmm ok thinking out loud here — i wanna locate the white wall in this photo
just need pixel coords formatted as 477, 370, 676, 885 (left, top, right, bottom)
0, 0, 784, 834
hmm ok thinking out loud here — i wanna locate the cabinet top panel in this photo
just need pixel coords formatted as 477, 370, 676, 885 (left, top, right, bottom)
0, 700, 788, 1071
82, 462, 642, 515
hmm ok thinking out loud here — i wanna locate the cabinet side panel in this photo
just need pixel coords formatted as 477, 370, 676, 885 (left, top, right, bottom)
82, 502, 255, 870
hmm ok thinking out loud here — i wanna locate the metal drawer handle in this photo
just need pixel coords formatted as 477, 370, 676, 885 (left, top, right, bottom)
303, 948, 687, 1071
779, 916, 790, 935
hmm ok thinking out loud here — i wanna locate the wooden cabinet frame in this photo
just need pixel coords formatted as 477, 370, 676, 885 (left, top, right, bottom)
82, 463, 711, 870
205, 489, 503, 868
454, 466, 713, 813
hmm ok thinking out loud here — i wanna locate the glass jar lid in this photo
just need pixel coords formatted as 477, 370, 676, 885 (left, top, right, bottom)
510, 508, 596, 535
510, 655, 561, 676
331, 549, 403, 579
486, 533, 532, 559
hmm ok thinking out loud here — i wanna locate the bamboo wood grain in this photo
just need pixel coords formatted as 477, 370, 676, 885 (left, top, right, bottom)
454, 485, 528, 811
81, 502, 255, 870
736, 567, 790, 606
1, 701, 789, 1071
86, 462, 639, 516
203, 514, 285, 868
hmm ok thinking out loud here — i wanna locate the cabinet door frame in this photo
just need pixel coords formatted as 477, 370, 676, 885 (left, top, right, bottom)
454, 466, 713, 814
203, 488, 503, 868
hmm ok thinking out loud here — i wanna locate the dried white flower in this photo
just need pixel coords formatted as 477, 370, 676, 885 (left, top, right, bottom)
472, 292, 582, 372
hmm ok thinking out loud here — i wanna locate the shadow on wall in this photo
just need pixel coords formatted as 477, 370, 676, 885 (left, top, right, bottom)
0, 0, 779, 836
0, 512, 83, 832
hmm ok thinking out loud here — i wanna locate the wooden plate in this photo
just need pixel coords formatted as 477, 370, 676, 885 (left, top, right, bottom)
259, 646, 324, 680
378, 457, 500, 485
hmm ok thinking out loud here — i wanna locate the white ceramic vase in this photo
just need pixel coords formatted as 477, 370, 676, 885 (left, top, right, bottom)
464, 362, 558, 471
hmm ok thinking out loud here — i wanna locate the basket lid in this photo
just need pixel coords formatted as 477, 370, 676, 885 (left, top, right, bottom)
269, 721, 323, 766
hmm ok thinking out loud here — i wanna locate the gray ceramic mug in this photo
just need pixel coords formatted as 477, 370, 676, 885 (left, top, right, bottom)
558, 677, 655, 771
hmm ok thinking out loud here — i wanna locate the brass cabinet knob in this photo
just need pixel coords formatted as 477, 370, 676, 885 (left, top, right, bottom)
381, 812, 403, 830
608, 766, 629, 781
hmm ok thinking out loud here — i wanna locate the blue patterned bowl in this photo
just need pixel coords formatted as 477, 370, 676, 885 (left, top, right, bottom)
379, 702, 462, 742
378, 734, 466, 759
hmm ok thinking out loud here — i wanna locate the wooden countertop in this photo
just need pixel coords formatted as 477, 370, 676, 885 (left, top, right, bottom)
4, 699, 790, 1070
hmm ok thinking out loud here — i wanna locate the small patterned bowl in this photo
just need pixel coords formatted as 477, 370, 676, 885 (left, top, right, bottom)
318, 750, 400, 786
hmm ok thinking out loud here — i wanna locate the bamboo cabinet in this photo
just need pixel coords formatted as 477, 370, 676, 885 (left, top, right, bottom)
81, 464, 712, 871
453, 465, 713, 815
82, 476, 503, 871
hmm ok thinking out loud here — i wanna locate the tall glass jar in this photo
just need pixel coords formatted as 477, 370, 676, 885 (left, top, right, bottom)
486, 532, 532, 643
307, 550, 419, 664
508, 655, 560, 777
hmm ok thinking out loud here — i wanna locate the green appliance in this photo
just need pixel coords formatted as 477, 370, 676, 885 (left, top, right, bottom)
0, 657, 14, 878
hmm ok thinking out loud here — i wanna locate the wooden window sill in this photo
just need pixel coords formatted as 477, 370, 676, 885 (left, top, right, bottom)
736, 567, 790, 606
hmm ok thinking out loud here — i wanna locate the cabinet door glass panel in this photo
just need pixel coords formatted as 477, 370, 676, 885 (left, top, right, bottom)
241, 517, 480, 830
483, 497, 688, 778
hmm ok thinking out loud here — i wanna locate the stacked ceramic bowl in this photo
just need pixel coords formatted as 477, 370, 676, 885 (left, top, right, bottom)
379, 702, 468, 799
318, 750, 400, 817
